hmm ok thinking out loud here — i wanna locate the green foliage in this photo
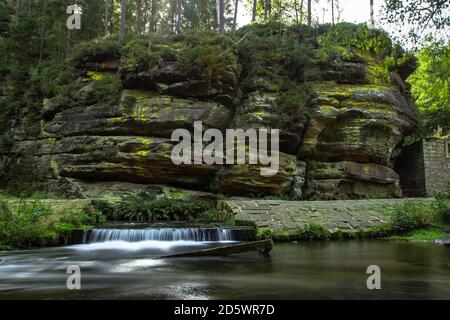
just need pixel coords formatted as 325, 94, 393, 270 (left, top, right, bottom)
0, 201, 52, 249
120, 36, 178, 74
381, 0, 449, 46
434, 183, 450, 224
408, 42, 450, 135
298, 223, 331, 241
389, 201, 434, 234
70, 37, 120, 67
275, 87, 312, 124
196, 209, 234, 224
176, 32, 236, 77
318, 23, 394, 56
0, 200, 100, 249
120, 32, 236, 81
389, 228, 447, 241
94, 195, 212, 222
237, 23, 316, 84
235, 219, 257, 227
273, 231, 290, 241
38, 61, 80, 98
256, 227, 274, 240
89, 74, 122, 102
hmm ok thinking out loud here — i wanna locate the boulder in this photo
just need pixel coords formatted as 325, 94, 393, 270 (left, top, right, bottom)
51, 135, 220, 190
232, 92, 306, 155
300, 82, 418, 166
304, 161, 402, 199
210, 152, 302, 197
44, 90, 232, 138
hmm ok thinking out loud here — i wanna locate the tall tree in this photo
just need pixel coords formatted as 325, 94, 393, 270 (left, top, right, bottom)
219, 0, 224, 34
252, 0, 257, 22
408, 42, 450, 135
382, 0, 449, 44
232, 0, 238, 32
119, 0, 127, 45
105, 0, 109, 35
299, 0, 304, 24
15, 0, 20, 24
150, 0, 158, 32
331, 0, 335, 25
136, 0, 142, 34
175, 0, 182, 33
307, 0, 311, 26
370, 0, 374, 27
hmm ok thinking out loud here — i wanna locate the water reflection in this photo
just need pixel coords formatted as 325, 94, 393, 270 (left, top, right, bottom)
0, 241, 448, 299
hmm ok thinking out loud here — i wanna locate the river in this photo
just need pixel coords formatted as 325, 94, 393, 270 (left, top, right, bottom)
0, 240, 449, 299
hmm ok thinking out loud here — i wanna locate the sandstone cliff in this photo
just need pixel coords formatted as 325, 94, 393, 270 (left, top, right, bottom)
0, 23, 418, 200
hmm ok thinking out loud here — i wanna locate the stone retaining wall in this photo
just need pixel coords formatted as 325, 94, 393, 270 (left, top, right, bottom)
223, 198, 435, 236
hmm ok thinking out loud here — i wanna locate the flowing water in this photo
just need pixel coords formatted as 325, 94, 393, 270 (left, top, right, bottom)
0, 230, 449, 299
83, 228, 234, 243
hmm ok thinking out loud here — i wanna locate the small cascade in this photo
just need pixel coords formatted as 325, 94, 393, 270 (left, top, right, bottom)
82, 228, 234, 243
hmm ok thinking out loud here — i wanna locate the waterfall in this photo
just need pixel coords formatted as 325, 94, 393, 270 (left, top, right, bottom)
82, 228, 234, 243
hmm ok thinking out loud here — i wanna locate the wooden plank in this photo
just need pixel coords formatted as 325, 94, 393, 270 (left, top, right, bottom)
162, 240, 273, 258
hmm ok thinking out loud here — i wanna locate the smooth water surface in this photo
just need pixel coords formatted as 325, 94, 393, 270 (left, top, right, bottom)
0, 241, 449, 299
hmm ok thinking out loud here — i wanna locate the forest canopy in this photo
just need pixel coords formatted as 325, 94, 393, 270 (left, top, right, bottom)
0, 0, 449, 136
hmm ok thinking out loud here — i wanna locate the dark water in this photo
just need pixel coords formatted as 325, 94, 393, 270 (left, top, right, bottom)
0, 240, 449, 300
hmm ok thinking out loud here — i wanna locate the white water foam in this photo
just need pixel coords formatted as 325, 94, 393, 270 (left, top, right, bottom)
71, 240, 212, 251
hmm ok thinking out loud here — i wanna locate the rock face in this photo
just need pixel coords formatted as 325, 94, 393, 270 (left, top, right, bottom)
0, 26, 418, 200
301, 82, 417, 199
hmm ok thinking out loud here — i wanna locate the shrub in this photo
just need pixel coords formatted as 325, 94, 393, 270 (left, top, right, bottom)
70, 37, 120, 67
298, 223, 331, 241
389, 202, 434, 234
196, 209, 234, 224
176, 32, 237, 78
0, 201, 52, 248
94, 195, 212, 222
256, 227, 274, 240
0, 200, 101, 249
434, 184, 450, 224
120, 37, 177, 74
89, 74, 122, 102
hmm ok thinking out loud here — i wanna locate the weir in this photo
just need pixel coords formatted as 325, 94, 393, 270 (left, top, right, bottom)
82, 228, 235, 243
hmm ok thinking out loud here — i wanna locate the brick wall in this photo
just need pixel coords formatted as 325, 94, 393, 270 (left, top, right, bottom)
423, 138, 450, 196
396, 138, 450, 197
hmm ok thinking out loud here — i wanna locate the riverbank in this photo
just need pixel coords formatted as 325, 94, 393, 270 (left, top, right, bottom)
1, 194, 449, 250
226, 197, 450, 242
0, 198, 100, 250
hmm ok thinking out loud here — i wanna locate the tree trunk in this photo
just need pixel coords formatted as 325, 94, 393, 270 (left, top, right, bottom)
331, 0, 334, 25
15, 0, 20, 24
232, 0, 238, 32
175, 0, 181, 34
39, 0, 46, 64
307, 0, 312, 26
370, 0, 375, 27
252, 0, 256, 22
150, 0, 157, 32
136, 0, 142, 35
300, 0, 304, 24
119, 0, 127, 45
105, 0, 109, 35
219, 0, 224, 34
